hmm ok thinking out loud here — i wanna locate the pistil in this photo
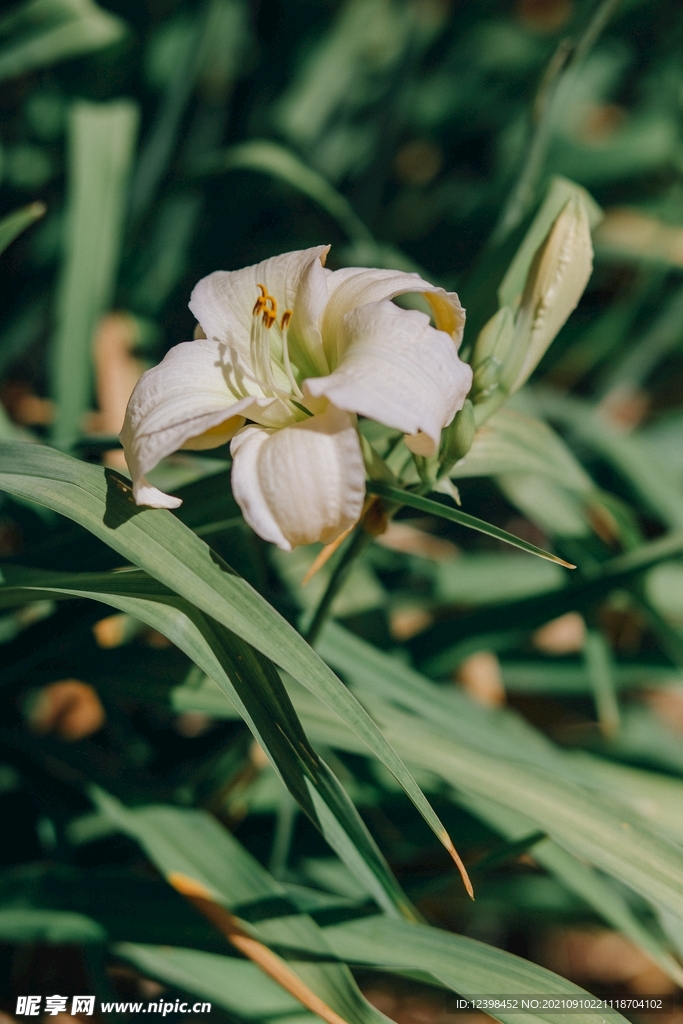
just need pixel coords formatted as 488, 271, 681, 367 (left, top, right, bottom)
280, 309, 303, 399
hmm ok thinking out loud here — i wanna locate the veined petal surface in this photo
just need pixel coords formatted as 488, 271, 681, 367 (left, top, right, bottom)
230, 405, 366, 551
189, 245, 329, 373
288, 251, 332, 377
306, 301, 473, 456
321, 267, 465, 366
121, 338, 288, 507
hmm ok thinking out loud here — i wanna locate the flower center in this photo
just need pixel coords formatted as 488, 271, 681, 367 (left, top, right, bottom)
250, 284, 302, 401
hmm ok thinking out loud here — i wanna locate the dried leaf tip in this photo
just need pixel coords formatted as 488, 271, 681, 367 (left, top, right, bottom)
552, 555, 577, 569
445, 836, 475, 900
167, 871, 214, 900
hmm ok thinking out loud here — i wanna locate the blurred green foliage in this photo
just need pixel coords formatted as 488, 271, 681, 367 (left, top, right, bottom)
4, 0, 683, 1019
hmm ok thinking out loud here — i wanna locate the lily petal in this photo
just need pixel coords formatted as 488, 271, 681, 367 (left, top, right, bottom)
121, 338, 289, 507
130, 478, 184, 511
305, 300, 473, 456
321, 267, 465, 366
288, 251, 331, 377
189, 245, 329, 371
230, 405, 366, 551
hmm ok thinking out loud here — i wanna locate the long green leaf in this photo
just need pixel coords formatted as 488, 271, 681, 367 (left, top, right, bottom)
363, 702, 683, 922
114, 947, 316, 1023
0, 0, 126, 82
455, 791, 683, 987
40, 586, 683, 980
99, 798, 630, 1024
366, 481, 575, 568
199, 141, 373, 245
93, 793, 390, 1024
50, 100, 139, 450
0, 443, 459, 874
324, 916, 627, 1024
451, 408, 593, 492
536, 390, 683, 532
0, 908, 105, 943
274, 625, 683, 929
0, 564, 414, 918
409, 530, 683, 673
0, 202, 45, 256
285, 676, 683, 927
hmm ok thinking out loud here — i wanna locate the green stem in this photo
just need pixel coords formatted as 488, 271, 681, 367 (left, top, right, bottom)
304, 525, 373, 646
304, 453, 435, 647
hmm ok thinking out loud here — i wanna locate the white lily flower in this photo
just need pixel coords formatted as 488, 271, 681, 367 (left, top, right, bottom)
121, 245, 472, 550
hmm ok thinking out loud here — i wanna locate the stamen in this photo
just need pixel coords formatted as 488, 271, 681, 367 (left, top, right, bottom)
253, 284, 277, 328
250, 311, 272, 395
250, 287, 303, 404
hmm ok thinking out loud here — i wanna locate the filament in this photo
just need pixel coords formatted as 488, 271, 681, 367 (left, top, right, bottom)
249, 286, 303, 404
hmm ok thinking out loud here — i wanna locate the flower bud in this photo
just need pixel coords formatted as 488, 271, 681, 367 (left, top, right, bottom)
471, 307, 515, 409
439, 398, 475, 473
472, 356, 503, 400
472, 305, 515, 372
505, 196, 593, 394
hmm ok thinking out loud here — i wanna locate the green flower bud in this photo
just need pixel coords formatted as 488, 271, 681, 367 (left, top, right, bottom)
439, 398, 475, 473
503, 196, 593, 395
472, 356, 503, 401
472, 305, 515, 371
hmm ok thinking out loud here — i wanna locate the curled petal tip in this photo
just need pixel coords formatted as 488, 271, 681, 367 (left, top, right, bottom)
133, 478, 183, 510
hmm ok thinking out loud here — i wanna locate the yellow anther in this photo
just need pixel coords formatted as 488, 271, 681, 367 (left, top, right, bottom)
281, 309, 293, 330
253, 284, 277, 328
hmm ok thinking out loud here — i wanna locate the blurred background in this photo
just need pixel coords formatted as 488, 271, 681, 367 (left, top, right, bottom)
5, 0, 683, 1020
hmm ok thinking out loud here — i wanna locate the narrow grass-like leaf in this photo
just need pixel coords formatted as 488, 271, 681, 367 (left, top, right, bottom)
0, 442, 462, 880
131, 630, 683, 983
0, 443, 459, 875
291, 625, 683, 925
285, 676, 683, 925
99, 798, 629, 1024
199, 141, 373, 245
0, 0, 126, 82
369, 702, 683, 921
451, 408, 593, 492
583, 629, 620, 736
114, 947, 316, 1023
536, 390, 683, 532
93, 793, 390, 1024
410, 530, 683, 672
456, 791, 683, 987
0, 564, 415, 918
0, 202, 45, 256
0, 908, 105, 943
323, 916, 629, 1024
50, 100, 138, 450
129, 20, 202, 220
366, 481, 575, 567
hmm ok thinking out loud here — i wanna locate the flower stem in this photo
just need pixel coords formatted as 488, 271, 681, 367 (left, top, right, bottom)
305, 472, 432, 647
304, 524, 372, 646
